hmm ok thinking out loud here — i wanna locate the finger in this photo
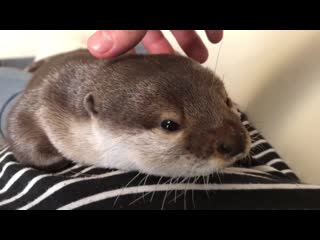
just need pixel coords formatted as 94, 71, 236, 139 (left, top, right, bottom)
171, 30, 208, 63
205, 30, 223, 44
141, 30, 174, 54
87, 30, 147, 58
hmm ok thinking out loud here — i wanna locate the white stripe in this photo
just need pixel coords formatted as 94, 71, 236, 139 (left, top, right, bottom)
0, 168, 32, 194
0, 147, 9, 156
71, 166, 96, 178
242, 120, 249, 126
0, 152, 13, 164
251, 165, 293, 176
221, 169, 273, 180
254, 161, 293, 175
249, 130, 259, 136
227, 167, 271, 175
251, 139, 268, 148
252, 149, 276, 159
282, 169, 294, 174
18, 170, 126, 210
58, 183, 320, 210
266, 159, 283, 166
54, 164, 81, 176
0, 174, 51, 207
251, 165, 280, 173
0, 161, 17, 179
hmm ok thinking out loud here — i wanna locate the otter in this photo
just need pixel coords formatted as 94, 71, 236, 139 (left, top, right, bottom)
6, 49, 251, 177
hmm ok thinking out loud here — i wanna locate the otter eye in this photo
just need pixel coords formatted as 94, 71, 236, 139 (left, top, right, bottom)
161, 120, 180, 132
226, 98, 232, 108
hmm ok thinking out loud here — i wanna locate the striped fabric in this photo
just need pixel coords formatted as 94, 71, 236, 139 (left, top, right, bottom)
1, 113, 320, 210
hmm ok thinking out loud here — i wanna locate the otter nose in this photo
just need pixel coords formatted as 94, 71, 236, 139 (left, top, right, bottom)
217, 143, 233, 155
214, 120, 246, 157
217, 139, 245, 157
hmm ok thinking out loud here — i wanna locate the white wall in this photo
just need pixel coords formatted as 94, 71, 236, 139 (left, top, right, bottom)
0, 30, 96, 59
0, 30, 319, 184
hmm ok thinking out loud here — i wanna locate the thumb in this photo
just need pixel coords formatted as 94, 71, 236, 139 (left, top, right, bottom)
87, 30, 147, 58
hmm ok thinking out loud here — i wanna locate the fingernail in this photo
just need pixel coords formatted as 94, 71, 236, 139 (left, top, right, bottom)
88, 31, 113, 54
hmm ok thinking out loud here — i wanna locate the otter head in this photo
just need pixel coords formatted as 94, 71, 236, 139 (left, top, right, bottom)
83, 54, 251, 177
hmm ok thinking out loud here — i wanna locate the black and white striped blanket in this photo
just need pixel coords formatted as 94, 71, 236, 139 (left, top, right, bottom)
1, 113, 320, 210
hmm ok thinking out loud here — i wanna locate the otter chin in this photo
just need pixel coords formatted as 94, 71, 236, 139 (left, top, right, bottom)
6, 49, 251, 177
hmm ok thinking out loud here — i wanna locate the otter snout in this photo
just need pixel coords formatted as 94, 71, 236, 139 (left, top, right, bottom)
215, 119, 247, 158
186, 119, 249, 161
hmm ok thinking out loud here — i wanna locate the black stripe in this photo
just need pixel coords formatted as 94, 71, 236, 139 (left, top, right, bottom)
75, 189, 320, 210
271, 162, 294, 171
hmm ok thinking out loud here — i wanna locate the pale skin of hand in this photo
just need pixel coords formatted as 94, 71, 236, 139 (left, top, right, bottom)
87, 30, 223, 63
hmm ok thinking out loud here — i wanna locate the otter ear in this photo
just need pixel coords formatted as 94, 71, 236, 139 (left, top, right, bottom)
84, 93, 98, 116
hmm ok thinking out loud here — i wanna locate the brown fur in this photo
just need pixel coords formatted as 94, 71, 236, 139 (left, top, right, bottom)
6, 49, 250, 176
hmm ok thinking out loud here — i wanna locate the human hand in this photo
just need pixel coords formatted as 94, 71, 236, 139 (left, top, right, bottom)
87, 30, 223, 63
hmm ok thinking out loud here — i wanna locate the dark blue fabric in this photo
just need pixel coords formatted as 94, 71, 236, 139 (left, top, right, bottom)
0, 67, 32, 140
